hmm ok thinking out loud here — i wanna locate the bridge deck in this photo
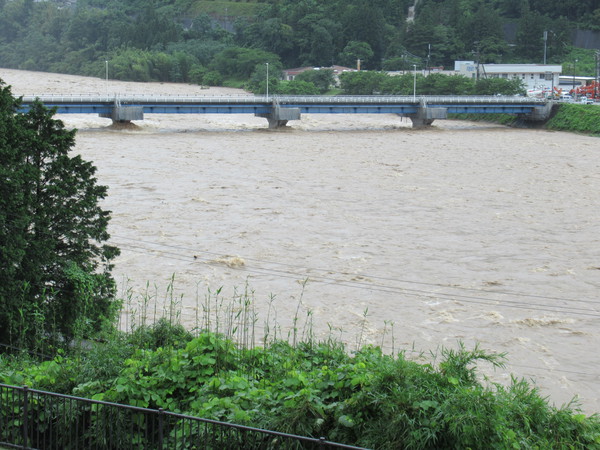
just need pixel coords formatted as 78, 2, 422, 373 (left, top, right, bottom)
20, 94, 545, 106
17, 94, 549, 127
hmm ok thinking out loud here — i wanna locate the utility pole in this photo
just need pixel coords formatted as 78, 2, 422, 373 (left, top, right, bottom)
427, 43, 431, 73
473, 41, 481, 81
543, 31, 548, 64
594, 50, 600, 100
265, 62, 269, 100
572, 59, 578, 99
413, 65, 417, 101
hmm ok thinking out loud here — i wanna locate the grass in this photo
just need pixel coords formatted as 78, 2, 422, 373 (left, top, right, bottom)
545, 103, 600, 135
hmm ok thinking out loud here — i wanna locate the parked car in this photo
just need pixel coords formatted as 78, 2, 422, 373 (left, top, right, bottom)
580, 97, 594, 104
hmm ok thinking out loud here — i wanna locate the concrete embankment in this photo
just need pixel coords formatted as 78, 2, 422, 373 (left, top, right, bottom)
451, 103, 600, 135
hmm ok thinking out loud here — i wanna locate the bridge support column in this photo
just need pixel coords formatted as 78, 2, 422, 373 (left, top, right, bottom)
409, 116, 435, 128
525, 102, 554, 122
256, 101, 301, 129
409, 104, 448, 129
99, 105, 144, 124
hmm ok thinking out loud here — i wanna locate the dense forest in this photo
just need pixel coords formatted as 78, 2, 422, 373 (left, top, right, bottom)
0, 0, 599, 86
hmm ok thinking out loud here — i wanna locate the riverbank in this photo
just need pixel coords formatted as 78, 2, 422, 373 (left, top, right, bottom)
2, 322, 600, 449
451, 103, 600, 135
545, 103, 600, 135
3, 68, 600, 415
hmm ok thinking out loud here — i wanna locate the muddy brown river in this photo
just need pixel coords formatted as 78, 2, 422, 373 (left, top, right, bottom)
2, 68, 599, 413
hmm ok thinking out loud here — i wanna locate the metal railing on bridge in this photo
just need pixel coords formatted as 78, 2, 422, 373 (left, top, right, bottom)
19, 94, 547, 105
0, 383, 368, 449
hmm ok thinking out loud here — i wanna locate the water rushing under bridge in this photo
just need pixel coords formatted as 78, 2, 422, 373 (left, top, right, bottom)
19, 94, 551, 129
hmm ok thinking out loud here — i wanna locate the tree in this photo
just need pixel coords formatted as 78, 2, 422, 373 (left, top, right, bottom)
276, 80, 320, 95
339, 70, 388, 94
295, 69, 335, 93
246, 63, 281, 94
515, 8, 548, 62
212, 47, 281, 78
0, 81, 120, 353
340, 0, 385, 64
338, 41, 374, 69
475, 77, 526, 95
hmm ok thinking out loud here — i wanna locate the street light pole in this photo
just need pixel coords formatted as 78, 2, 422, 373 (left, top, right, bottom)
413, 64, 417, 101
543, 31, 547, 65
105, 60, 108, 97
266, 62, 269, 100
594, 50, 600, 100
572, 59, 577, 99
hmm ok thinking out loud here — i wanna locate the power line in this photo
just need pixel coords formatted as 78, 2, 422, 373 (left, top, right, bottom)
112, 235, 597, 303
111, 236, 600, 318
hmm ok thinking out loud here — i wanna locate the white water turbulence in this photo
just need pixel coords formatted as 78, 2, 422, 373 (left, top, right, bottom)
3, 68, 600, 413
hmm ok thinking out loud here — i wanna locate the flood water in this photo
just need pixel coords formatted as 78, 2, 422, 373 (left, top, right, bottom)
2, 68, 600, 413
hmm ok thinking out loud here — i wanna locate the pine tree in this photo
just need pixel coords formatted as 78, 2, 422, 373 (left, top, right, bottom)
0, 81, 120, 353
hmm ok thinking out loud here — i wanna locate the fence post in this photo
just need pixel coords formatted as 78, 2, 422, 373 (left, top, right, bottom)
158, 408, 164, 450
22, 386, 29, 449
319, 436, 327, 448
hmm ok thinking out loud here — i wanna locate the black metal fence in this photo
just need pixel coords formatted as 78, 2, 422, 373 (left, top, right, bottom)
0, 384, 368, 449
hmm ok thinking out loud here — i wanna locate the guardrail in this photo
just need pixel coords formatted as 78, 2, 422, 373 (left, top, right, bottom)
19, 94, 547, 105
0, 383, 368, 449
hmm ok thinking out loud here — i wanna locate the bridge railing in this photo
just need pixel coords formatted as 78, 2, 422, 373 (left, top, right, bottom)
20, 94, 547, 105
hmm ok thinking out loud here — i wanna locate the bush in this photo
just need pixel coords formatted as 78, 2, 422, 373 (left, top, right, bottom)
4, 334, 600, 449
202, 70, 223, 86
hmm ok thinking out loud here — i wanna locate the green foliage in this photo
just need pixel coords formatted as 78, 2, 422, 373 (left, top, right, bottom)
202, 70, 224, 86
275, 80, 320, 95
545, 103, 600, 135
295, 69, 336, 93
3, 329, 600, 449
245, 61, 282, 94
340, 71, 524, 96
0, 82, 119, 354
562, 48, 600, 77
0, 0, 597, 83
474, 77, 526, 95
212, 46, 281, 79
339, 71, 389, 95
338, 41, 374, 70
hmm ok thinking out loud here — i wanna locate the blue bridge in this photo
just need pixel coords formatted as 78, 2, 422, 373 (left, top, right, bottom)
19, 94, 551, 129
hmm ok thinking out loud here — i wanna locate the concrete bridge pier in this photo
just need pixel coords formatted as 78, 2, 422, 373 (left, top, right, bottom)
409, 116, 435, 128
99, 102, 144, 124
525, 102, 555, 122
255, 101, 301, 129
409, 102, 448, 128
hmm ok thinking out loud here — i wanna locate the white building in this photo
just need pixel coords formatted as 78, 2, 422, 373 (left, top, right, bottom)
454, 61, 562, 93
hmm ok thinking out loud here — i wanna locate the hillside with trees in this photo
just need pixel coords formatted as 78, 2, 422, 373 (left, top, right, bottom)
0, 0, 598, 90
